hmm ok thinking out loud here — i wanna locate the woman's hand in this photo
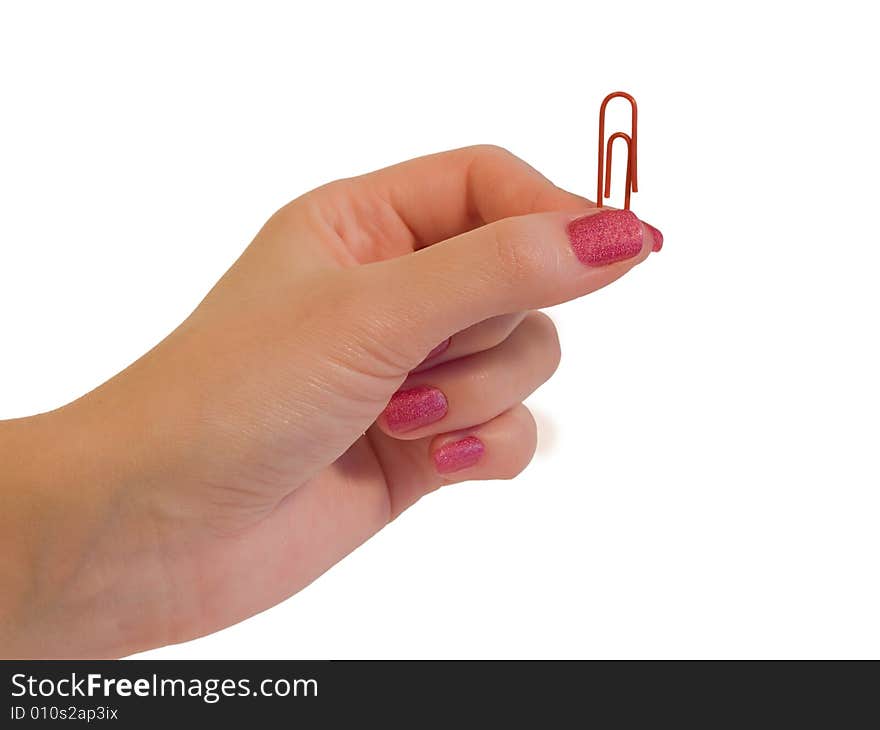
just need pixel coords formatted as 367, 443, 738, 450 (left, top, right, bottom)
0, 145, 661, 657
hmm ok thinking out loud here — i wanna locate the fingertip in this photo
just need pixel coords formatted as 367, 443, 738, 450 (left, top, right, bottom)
508, 403, 538, 476
427, 404, 538, 481
643, 221, 664, 252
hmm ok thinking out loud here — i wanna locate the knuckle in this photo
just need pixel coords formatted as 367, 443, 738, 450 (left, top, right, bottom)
490, 218, 553, 286
464, 144, 526, 180
468, 143, 516, 162
265, 197, 302, 231
500, 415, 538, 480
297, 178, 355, 221
528, 311, 562, 375
305, 175, 359, 201
499, 451, 532, 480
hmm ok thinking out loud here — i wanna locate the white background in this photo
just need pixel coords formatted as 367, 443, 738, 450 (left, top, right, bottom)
1, 1, 878, 658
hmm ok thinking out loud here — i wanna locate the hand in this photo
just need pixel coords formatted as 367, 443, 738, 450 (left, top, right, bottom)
0, 145, 661, 657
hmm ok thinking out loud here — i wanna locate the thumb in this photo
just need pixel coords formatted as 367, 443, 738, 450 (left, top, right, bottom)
347, 208, 660, 369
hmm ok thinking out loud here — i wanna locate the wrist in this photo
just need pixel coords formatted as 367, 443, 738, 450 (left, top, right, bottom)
0, 391, 169, 657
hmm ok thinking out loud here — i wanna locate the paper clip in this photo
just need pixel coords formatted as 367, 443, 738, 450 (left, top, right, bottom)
596, 91, 638, 210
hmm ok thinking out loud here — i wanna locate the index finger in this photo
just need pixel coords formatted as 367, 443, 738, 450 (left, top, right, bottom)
351, 144, 594, 247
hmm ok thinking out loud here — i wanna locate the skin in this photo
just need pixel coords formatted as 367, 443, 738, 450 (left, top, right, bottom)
0, 145, 658, 658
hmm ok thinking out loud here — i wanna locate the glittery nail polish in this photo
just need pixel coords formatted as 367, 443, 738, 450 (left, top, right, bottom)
644, 222, 664, 252
432, 436, 485, 474
383, 386, 448, 433
566, 209, 644, 266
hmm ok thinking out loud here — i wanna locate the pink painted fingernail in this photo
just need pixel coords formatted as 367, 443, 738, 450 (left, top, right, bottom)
383, 386, 448, 433
644, 222, 664, 252
566, 209, 644, 266
432, 436, 485, 474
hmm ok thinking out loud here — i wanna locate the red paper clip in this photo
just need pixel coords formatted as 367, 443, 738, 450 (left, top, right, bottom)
596, 91, 638, 210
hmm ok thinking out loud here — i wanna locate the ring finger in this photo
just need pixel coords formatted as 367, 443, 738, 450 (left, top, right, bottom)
377, 311, 560, 439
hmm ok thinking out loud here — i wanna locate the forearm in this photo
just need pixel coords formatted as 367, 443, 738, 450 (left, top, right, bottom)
0, 395, 171, 658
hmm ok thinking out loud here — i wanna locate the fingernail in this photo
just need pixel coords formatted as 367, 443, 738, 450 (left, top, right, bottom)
416, 338, 451, 369
566, 209, 644, 266
644, 222, 664, 252
383, 386, 448, 433
432, 436, 485, 474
